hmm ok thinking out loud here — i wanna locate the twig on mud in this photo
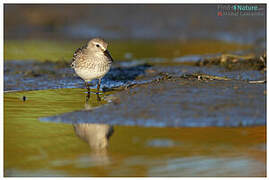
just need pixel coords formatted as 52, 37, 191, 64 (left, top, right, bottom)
181, 73, 231, 81
220, 54, 255, 63
248, 80, 266, 84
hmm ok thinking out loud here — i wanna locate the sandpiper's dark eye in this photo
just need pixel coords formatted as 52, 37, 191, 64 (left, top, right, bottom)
96, 44, 100, 48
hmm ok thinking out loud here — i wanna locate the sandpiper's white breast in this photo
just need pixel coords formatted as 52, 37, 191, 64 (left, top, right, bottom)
75, 65, 110, 82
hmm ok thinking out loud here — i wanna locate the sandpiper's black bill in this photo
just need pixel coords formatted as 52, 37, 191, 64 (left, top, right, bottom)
104, 50, 114, 63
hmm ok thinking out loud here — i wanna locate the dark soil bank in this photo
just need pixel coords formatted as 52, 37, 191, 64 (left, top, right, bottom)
4, 60, 152, 91
4, 57, 265, 92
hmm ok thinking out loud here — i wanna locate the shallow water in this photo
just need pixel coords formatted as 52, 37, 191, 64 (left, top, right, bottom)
4, 89, 266, 176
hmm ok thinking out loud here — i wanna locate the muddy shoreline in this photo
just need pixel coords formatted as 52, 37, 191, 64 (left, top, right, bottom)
4, 52, 266, 127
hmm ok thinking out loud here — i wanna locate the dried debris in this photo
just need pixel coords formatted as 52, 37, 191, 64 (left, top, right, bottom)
248, 80, 266, 84
180, 73, 231, 81
196, 53, 266, 71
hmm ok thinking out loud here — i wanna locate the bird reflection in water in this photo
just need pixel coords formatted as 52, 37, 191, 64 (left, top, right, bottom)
73, 92, 114, 164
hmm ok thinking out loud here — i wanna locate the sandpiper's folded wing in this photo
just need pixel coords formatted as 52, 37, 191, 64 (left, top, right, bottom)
71, 45, 87, 68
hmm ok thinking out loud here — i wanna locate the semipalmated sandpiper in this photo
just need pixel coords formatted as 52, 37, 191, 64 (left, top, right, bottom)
71, 38, 113, 95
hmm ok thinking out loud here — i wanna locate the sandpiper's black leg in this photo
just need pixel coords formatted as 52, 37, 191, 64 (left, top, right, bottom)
85, 82, 90, 93
96, 93, 101, 102
97, 78, 102, 94
86, 91, 90, 102
85, 81, 91, 101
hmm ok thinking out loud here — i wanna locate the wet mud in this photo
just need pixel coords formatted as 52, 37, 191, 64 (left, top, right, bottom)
41, 78, 265, 127
4, 53, 266, 92
4, 60, 152, 91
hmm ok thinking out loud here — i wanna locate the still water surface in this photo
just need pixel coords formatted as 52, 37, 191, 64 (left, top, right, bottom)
4, 88, 266, 176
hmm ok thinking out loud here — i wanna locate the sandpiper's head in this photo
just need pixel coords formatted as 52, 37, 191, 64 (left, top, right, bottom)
87, 37, 113, 62
87, 37, 108, 53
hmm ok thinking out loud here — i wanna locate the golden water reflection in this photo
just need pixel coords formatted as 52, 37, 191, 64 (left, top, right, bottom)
4, 88, 266, 177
